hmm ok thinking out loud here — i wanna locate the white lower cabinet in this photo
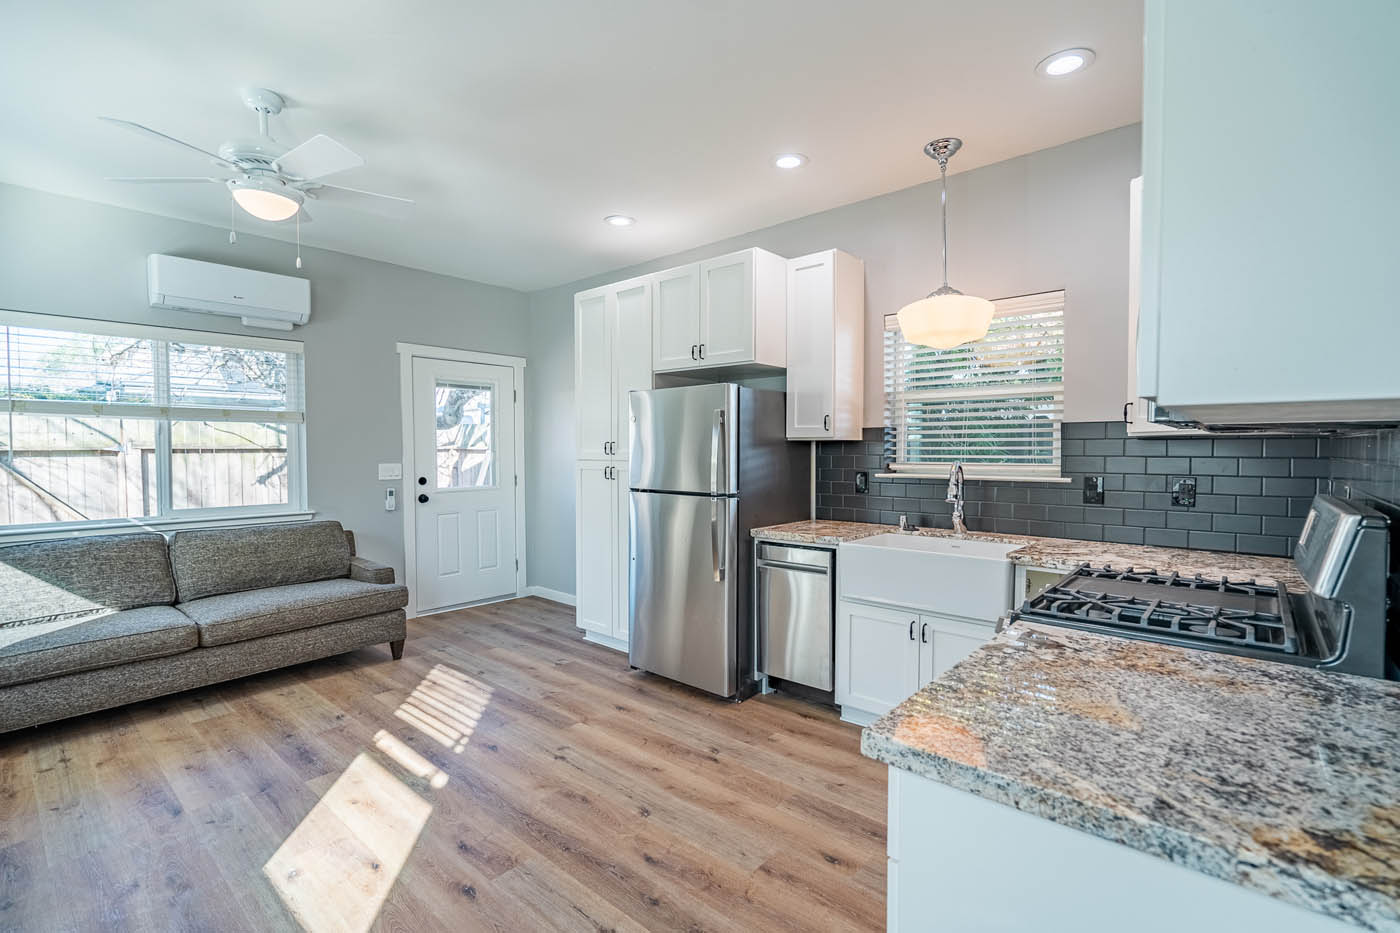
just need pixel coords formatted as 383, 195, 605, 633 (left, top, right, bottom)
574, 460, 629, 649
836, 599, 996, 724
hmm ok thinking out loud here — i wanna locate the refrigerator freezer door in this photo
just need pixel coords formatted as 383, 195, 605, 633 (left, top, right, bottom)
629, 490, 739, 697
629, 384, 739, 495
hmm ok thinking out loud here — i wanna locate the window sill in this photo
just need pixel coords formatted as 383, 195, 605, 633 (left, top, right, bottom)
0, 509, 317, 544
874, 473, 1072, 484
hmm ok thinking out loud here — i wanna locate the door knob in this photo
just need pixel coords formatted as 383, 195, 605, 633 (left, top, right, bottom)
417, 493, 429, 503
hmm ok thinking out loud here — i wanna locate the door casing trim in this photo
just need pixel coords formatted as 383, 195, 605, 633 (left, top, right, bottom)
397, 342, 527, 619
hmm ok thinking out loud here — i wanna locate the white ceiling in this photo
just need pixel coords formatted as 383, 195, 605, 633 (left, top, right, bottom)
0, 0, 1143, 292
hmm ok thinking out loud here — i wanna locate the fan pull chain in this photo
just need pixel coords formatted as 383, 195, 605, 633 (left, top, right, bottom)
229, 193, 237, 245
296, 212, 302, 269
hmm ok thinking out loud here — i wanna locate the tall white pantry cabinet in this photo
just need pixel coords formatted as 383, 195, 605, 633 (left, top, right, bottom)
574, 275, 651, 651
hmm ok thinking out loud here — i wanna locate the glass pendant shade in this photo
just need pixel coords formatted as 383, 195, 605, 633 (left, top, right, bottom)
898, 137, 993, 349
897, 286, 996, 350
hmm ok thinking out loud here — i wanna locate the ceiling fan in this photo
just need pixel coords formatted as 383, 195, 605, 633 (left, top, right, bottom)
101, 87, 413, 225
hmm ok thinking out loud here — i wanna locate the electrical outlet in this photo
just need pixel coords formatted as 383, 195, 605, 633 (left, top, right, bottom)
854, 471, 869, 494
1083, 475, 1105, 505
1170, 476, 1197, 508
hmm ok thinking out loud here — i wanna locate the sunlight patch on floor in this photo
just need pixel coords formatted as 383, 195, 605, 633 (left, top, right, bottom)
264, 753, 432, 933
372, 729, 449, 789
392, 663, 493, 753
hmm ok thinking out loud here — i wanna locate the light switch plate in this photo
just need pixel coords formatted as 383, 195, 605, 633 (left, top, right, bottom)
378, 462, 403, 480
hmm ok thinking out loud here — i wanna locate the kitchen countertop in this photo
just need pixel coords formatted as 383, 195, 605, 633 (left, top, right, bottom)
861, 622, 1400, 931
751, 520, 1308, 591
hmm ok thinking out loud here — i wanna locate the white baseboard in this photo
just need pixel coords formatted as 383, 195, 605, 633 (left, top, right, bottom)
524, 585, 577, 606
582, 630, 628, 653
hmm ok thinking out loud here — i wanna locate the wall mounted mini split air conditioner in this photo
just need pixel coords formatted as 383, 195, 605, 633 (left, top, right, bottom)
147, 254, 310, 330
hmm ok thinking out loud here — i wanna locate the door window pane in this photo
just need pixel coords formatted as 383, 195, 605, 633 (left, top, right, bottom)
1, 414, 156, 524
171, 421, 289, 510
434, 382, 493, 489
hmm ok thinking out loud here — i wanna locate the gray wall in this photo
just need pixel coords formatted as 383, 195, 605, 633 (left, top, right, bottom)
524, 125, 1142, 595
0, 183, 530, 582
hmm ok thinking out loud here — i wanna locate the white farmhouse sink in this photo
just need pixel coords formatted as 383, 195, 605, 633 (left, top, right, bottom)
839, 534, 1017, 620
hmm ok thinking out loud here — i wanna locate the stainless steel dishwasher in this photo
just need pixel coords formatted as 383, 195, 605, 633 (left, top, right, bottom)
755, 541, 833, 691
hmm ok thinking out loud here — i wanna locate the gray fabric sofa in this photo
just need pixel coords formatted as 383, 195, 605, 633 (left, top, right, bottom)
0, 520, 407, 733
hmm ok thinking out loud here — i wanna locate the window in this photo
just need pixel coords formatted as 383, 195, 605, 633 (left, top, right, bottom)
1, 310, 306, 531
884, 290, 1065, 480
433, 381, 494, 489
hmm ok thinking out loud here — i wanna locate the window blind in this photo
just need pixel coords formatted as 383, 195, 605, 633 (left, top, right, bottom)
0, 312, 304, 424
884, 290, 1065, 480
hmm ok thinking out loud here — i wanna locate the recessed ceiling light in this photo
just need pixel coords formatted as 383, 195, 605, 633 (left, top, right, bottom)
604, 214, 635, 227
774, 153, 807, 170
1036, 48, 1095, 77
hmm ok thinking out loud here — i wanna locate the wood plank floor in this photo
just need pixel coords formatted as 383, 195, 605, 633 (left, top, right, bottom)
0, 597, 886, 932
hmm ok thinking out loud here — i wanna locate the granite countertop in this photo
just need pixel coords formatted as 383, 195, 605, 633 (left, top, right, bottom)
862, 623, 1400, 931
751, 520, 1307, 591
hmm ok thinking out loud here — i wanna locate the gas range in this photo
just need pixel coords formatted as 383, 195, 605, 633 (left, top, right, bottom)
1011, 496, 1393, 679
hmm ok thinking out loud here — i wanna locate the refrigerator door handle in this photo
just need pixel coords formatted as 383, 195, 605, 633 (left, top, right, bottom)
710, 499, 723, 581
710, 408, 725, 495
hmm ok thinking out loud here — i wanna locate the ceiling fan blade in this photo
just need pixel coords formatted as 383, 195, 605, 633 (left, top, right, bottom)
106, 176, 228, 184
99, 117, 238, 170
305, 182, 414, 205
295, 206, 312, 223
275, 134, 364, 181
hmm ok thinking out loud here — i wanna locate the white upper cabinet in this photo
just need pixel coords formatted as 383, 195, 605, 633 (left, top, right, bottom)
574, 289, 613, 458
653, 248, 787, 372
786, 249, 865, 440
652, 265, 701, 371
1138, 0, 1400, 427
575, 275, 652, 460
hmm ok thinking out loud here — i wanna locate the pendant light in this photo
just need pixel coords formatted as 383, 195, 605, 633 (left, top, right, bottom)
896, 137, 994, 349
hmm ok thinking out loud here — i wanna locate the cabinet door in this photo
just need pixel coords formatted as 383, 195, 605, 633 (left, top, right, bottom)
838, 601, 921, 716
612, 464, 631, 643
698, 251, 755, 366
652, 264, 701, 372
575, 290, 614, 459
613, 278, 653, 459
786, 252, 835, 439
918, 615, 994, 687
574, 462, 615, 635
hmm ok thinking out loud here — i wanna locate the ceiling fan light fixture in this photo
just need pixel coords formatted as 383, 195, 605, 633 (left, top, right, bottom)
229, 176, 302, 222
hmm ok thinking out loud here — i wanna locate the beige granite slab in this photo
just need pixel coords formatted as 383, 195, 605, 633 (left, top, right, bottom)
862, 622, 1400, 931
751, 520, 1308, 591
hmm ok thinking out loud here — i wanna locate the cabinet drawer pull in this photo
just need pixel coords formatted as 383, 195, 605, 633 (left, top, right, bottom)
691, 344, 698, 360
823, 414, 831, 432
699, 343, 705, 359
908, 620, 916, 641
921, 622, 929, 644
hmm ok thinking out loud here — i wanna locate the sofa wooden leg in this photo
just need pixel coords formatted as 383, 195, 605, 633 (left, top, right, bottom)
390, 639, 405, 660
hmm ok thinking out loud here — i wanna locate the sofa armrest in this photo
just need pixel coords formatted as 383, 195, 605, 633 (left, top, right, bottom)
348, 556, 395, 585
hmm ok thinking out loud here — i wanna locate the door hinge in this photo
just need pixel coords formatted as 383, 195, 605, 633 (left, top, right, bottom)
515, 558, 519, 571
514, 474, 519, 486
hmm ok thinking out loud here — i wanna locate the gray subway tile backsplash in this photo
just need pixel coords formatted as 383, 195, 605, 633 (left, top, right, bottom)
814, 421, 1356, 558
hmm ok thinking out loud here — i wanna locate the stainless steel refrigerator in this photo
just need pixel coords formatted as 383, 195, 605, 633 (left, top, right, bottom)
628, 384, 809, 699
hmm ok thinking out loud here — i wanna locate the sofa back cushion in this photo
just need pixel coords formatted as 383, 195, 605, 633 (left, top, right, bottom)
169, 521, 351, 602
0, 533, 176, 628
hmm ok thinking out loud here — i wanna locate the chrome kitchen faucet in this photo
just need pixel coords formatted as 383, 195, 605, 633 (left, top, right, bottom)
946, 461, 967, 536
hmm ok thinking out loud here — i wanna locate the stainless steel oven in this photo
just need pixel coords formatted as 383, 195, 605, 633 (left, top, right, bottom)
756, 542, 834, 691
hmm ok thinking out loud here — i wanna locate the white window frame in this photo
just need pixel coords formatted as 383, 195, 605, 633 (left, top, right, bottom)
0, 309, 311, 541
883, 290, 1067, 483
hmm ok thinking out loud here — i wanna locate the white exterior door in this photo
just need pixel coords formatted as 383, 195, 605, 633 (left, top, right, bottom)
698, 251, 755, 366
412, 357, 518, 612
652, 264, 701, 371
575, 288, 614, 458
786, 251, 835, 438
574, 461, 615, 635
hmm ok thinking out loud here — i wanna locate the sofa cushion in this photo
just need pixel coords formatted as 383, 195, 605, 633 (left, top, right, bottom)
0, 533, 176, 628
0, 605, 196, 688
169, 521, 352, 602
177, 578, 409, 647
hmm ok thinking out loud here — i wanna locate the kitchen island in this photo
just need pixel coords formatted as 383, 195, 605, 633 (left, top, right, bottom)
862, 621, 1400, 932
